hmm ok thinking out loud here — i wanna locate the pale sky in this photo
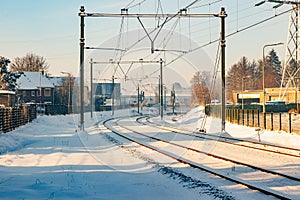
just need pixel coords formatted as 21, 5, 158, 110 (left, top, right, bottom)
0, 0, 289, 79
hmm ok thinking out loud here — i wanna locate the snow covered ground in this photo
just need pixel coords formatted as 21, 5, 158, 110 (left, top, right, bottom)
0, 107, 299, 199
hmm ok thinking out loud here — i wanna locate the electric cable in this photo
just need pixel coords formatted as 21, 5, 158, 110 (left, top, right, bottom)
146, 8, 291, 78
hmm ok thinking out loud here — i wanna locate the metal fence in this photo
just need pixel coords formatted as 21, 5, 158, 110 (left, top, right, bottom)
0, 105, 37, 133
205, 105, 300, 134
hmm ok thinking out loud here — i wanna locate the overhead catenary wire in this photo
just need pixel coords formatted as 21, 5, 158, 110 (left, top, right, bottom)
185, 0, 202, 9
89, 1, 289, 83
155, 0, 164, 27
180, 1, 278, 36
188, 0, 222, 10
129, 0, 208, 64
146, 18, 181, 61
197, 41, 220, 131
118, 0, 205, 53
102, 0, 206, 80
146, 8, 291, 77
112, 17, 126, 77
125, 0, 136, 8
210, 41, 221, 100
125, 0, 147, 9
236, 0, 239, 31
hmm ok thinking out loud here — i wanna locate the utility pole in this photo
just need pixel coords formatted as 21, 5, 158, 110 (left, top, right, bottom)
158, 75, 160, 115
160, 58, 163, 120
112, 75, 115, 116
137, 82, 140, 114
67, 74, 71, 114
220, 7, 227, 132
172, 84, 176, 114
90, 58, 93, 118
164, 85, 167, 111
79, 6, 85, 130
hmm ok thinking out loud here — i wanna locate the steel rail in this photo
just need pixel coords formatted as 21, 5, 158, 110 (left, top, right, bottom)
140, 116, 300, 158
102, 116, 294, 200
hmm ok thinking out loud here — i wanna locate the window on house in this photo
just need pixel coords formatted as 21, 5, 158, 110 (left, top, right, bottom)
37, 90, 41, 96
44, 88, 51, 97
31, 91, 35, 97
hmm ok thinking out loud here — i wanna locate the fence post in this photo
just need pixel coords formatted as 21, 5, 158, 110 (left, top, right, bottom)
235, 109, 238, 124
226, 109, 228, 121
271, 113, 273, 131
242, 109, 245, 125
21, 106, 25, 125
246, 110, 249, 126
289, 113, 292, 133
4, 108, 9, 133
252, 110, 255, 127
279, 113, 282, 131
18, 107, 21, 127
11, 107, 15, 130
237, 109, 240, 124
0, 109, 3, 132
263, 112, 266, 129
257, 110, 260, 127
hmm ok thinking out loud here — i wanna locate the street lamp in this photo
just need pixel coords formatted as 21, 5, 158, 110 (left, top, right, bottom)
90, 58, 93, 119
61, 72, 71, 114
262, 42, 284, 113
242, 75, 251, 110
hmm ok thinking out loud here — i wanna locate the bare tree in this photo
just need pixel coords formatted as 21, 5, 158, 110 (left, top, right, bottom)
190, 71, 211, 105
226, 56, 253, 102
10, 53, 49, 72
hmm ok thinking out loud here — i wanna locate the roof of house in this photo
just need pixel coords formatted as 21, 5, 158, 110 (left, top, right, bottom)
49, 77, 64, 87
16, 72, 54, 90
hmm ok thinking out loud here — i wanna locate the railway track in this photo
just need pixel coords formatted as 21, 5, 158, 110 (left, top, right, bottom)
103, 116, 300, 200
139, 116, 300, 158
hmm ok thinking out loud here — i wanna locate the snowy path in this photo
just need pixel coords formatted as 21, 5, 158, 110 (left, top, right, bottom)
0, 114, 201, 200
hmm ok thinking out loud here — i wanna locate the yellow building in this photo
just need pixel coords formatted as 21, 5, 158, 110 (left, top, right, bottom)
232, 87, 300, 105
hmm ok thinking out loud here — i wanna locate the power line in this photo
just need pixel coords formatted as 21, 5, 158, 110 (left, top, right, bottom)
188, 0, 222, 10
125, 0, 147, 9
106, 0, 214, 77
226, 8, 291, 38
146, 8, 291, 77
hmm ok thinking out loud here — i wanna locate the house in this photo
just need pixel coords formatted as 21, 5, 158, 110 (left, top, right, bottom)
16, 72, 55, 104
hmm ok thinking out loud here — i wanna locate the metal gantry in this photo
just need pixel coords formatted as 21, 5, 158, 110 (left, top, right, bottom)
79, 6, 227, 131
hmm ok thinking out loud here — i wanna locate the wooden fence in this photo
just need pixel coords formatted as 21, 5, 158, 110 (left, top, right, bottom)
0, 105, 37, 133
